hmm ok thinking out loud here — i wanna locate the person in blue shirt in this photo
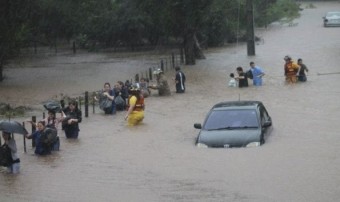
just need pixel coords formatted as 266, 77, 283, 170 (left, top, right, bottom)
25, 121, 51, 155
249, 62, 265, 86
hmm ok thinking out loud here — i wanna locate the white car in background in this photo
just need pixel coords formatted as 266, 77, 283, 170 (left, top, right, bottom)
323, 11, 340, 27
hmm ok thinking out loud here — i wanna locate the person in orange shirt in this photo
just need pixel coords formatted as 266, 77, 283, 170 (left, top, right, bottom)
124, 85, 145, 126
284, 55, 300, 84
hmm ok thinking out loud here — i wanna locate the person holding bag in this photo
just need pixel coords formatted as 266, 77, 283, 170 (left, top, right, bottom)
62, 100, 82, 139
95, 82, 115, 114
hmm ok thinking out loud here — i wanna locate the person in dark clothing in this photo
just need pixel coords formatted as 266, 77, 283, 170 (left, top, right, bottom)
113, 81, 128, 111
174, 66, 186, 93
62, 100, 82, 139
2, 131, 20, 173
235, 66, 249, 88
297, 58, 309, 82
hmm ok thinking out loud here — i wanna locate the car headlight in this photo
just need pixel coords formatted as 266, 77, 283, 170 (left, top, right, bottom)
246, 142, 260, 147
196, 143, 208, 148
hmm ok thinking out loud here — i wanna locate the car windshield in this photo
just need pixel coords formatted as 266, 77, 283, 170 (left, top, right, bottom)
203, 109, 259, 130
326, 12, 340, 17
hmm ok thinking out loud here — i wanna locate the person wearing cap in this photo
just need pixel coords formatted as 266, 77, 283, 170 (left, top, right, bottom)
284, 56, 300, 84
174, 66, 186, 93
125, 85, 145, 126
148, 69, 171, 96
1, 131, 20, 174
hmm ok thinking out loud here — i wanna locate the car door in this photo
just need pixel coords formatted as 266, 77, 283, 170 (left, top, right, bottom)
260, 105, 272, 140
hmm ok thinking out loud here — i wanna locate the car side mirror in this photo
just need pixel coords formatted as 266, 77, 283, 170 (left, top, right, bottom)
194, 123, 202, 129
263, 121, 272, 127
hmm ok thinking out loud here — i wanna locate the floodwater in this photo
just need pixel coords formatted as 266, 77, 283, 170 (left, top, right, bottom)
1, 2, 340, 202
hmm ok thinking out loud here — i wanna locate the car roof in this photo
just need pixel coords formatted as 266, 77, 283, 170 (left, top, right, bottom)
326, 11, 340, 15
212, 101, 263, 110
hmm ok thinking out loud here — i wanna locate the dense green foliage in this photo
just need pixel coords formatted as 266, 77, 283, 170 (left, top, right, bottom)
0, 0, 301, 72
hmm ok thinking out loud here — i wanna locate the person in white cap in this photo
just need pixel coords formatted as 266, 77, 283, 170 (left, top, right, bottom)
148, 69, 171, 96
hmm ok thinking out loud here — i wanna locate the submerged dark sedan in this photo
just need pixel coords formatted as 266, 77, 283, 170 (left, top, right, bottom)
194, 101, 273, 148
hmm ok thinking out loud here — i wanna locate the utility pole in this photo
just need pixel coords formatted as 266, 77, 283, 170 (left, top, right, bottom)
246, 0, 255, 56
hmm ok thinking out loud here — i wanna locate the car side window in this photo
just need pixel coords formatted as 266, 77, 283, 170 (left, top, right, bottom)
260, 106, 270, 125
262, 107, 270, 122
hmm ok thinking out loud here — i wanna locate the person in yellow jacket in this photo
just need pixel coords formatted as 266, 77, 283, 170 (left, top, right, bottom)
124, 85, 145, 126
284, 55, 300, 84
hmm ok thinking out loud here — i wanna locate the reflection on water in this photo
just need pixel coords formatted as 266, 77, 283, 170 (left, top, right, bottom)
1, 2, 340, 202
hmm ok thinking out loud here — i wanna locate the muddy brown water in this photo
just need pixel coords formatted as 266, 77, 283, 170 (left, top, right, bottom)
1, 2, 340, 202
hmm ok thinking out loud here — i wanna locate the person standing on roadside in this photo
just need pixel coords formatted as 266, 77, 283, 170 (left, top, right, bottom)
249, 62, 265, 86
174, 66, 186, 93
297, 58, 309, 82
284, 55, 300, 84
235, 67, 249, 88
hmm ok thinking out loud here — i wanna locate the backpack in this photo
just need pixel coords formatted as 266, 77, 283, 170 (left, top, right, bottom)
0, 145, 13, 167
246, 69, 253, 79
99, 98, 112, 110
115, 95, 125, 107
40, 128, 58, 147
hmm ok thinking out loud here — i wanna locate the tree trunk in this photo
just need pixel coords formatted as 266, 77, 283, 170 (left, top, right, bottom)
246, 0, 255, 56
184, 32, 195, 65
193, 34, 206, 59
184, 31, 206, 65
0, 62, 3, 82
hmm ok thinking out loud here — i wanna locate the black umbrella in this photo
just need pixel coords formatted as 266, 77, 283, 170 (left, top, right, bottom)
43, 101, 62, 113
0, 120, 28, 135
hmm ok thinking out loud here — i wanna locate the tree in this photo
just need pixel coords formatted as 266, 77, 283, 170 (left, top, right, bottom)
164, 0, 213, 65
0, 0, 302, 80
0, 0, 31, 81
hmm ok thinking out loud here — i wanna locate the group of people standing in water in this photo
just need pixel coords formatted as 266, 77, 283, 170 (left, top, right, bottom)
25, 100, 82, 154
96, 66, 186, 126
1, 65, 187, 174
228, 56, 309, 87
284, 56, 309, 83
1, 99, 82, 174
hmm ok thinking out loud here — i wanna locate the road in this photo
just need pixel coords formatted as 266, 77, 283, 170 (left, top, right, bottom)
0, 2, 340, 202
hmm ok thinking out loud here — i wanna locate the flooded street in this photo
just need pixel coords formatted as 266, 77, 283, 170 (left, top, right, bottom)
1, 2, 340, 202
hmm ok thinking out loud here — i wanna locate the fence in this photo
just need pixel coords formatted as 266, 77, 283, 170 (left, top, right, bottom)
0, 50, 185, 151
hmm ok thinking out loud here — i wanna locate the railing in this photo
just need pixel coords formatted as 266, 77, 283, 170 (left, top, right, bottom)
0, 50, 185, 152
